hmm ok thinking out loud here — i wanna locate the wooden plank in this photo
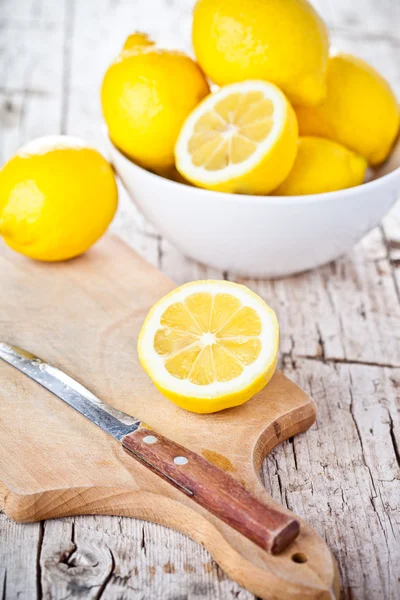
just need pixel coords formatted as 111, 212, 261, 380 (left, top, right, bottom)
325, 0, 400, 37
0, 513, 42, 600
39, 515, 254, 599
0, 0, 66, 24
264, 357, 400, 600
0, 18, 64, 92
383, 202, 400, 294
0, 91, 25, 165
160, 238, 224, 284
0, 14, 65, 163
110, 183, 160, 269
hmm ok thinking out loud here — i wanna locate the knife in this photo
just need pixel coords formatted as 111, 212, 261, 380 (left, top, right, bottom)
0, 342, 299, 554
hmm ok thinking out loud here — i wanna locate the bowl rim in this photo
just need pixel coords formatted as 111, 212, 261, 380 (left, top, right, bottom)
107, 133, 400, 206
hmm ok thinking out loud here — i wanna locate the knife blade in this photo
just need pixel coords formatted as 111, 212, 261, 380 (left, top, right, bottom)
0, 342, 300, 554
0, 342, 141, 440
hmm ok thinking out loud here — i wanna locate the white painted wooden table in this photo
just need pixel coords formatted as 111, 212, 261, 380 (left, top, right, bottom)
0, 1, 399, 598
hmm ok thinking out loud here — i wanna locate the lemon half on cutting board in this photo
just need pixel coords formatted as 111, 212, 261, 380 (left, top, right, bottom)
175, 81, 298, 194
138, 281, 279, 413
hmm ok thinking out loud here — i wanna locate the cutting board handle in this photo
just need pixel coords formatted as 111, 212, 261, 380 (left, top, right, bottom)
122, 427, 300, 554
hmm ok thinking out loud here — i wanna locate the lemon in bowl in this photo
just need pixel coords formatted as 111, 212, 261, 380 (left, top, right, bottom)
175, 80, 298, 195
0, 135, 118, 262
192, 0, 329, 107
101, 33, 210, 175
273, 137, 367, 196
295, 53, 400, 165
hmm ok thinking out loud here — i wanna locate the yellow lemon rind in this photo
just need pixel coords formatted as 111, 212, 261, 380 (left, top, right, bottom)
175, 80, 298, 195
138, 280, 279, 414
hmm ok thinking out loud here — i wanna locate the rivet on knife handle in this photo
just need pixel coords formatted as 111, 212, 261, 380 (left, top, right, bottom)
122, 427, 300, 554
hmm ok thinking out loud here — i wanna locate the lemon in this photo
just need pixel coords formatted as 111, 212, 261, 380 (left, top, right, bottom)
101, 33, 210, 174
175, 81, 298, 194
0, 136, 118, 261
192, 0, 329, 107
274, 137, 367, 196
138, 281, 279, 413
295, 54, 400, 166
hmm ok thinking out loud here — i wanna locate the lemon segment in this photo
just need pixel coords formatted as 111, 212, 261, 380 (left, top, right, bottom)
175, 81, 298, 195
138, 281, 279, 413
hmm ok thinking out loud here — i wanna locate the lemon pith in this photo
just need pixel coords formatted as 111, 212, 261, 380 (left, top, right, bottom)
138, 281, 279, 413
101, 33, 210, 174
175, 81, 298, 194
0, 136, 118, 262
192, 0, 329, 107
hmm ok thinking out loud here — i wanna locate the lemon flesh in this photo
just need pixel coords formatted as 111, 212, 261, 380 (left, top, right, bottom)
296, 54, 400, 166
192, 0, 329, 107
0, 136, 118, 262
101, 34, 210, 174
138, 281, 279, 413
274, 137, 367, 196
175, 81, 298, 195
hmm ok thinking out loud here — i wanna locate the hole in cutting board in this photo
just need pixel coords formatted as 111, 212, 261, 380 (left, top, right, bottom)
291, 553, 308, 564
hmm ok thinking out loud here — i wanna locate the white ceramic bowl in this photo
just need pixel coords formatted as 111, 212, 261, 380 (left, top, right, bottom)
106, 136, 400, 278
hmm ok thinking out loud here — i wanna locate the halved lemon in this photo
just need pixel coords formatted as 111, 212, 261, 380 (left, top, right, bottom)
138, 281, 279, 413
175, 81, 298, 194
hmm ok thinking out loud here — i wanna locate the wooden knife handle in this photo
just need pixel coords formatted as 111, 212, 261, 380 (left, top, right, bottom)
121, 427, 299, 554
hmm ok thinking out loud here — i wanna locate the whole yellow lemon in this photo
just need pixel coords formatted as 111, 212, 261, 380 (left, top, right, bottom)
273, 137, 367, 196
192, 0, 329, 107
101, 33, 210, 173
0, 136, 118, 261
296, 54, 400, 165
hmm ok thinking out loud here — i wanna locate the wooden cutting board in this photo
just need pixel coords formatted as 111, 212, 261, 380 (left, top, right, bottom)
0, 236, 339, 600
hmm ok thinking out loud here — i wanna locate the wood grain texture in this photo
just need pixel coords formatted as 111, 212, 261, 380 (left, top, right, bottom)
122, 427, 300, 554
264, 357, 400, 600
0, 235, 338, 600
0, 0, 399, 598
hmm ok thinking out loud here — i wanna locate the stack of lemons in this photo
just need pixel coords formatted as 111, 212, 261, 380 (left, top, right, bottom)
102, 0, 399, 197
